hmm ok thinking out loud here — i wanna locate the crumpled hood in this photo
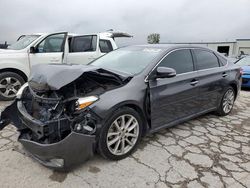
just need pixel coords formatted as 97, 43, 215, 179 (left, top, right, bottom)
29, 64, 128, 91
29, 64, 102, 91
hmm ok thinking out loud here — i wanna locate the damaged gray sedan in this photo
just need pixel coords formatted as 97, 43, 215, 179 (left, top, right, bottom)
0, 45, 241, 170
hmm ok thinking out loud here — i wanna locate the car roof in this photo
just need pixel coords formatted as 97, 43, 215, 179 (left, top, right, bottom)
29, 32, 129, 39
134, 44, 211, 50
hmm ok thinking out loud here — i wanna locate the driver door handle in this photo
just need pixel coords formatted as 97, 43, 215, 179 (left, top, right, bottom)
222, 72, 228, 78
190, 79, 199, 86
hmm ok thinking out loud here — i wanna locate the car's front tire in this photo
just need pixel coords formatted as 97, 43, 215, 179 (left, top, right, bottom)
98, 107, 143, 160
216, 87, 235, 116
0, 72, 25, 101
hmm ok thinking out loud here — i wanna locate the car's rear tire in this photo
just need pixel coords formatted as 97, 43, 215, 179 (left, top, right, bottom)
98, 107, 143, 160
0, 72, 25, 101
216, 87, 235, 116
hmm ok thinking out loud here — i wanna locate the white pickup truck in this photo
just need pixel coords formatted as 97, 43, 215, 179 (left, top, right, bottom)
0, 31, 131, 100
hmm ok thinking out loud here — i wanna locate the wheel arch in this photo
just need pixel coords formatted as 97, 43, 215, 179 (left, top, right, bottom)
104, 101, 149, 136
229, 82, 238, 100
0, 68, 28, 82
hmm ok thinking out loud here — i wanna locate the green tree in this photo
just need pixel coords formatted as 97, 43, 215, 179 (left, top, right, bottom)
147, 33, 160, 44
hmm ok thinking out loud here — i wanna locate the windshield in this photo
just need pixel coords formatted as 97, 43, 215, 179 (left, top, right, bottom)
90, 47, 162, 75
8, 35, 40, 50
237, 57, 250, 66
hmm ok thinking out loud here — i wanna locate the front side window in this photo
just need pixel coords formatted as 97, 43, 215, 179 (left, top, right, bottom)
8, 35, 40, 50
194, 49, 219, 70
70, 35, 97, 52
158, 49, 194, 74
37, 34, 65, 53
99, 39, 113, 53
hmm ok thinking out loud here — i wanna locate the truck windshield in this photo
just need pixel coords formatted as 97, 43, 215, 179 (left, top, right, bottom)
90, 46, 162, 75
8, 35, 40, 50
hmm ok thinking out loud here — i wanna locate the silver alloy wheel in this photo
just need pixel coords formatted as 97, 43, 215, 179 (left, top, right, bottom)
107, 114, 139, 156
222, 89, 235, 114
0, 77, 21, 98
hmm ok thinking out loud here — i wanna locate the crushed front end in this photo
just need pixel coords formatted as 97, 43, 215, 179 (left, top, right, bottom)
0, 64, 129, 170
0, 85, 98, 170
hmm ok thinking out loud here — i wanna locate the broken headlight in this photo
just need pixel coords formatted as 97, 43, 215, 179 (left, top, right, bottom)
75, 96, 98, 111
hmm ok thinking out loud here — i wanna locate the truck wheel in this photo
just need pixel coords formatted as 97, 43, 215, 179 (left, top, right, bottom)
0, 72, 25, 101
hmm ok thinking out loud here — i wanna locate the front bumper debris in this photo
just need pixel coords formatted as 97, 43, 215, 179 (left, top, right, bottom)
19, 131, 95, 170
0, 100, 97, 170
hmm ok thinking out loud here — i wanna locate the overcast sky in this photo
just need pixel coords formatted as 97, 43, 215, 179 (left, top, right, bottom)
0, 0, 250, 45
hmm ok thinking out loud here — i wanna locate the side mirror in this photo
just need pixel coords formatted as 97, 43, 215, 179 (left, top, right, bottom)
29, 46, 36, 53
156, 67, 176, 78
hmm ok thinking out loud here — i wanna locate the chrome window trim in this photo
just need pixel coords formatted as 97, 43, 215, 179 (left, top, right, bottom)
195, 64, 227, 73
145, 47, 229, 82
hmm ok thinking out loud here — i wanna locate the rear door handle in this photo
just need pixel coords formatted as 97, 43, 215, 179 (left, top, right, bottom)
222, 72, 228, 78
190, 80, 199, 86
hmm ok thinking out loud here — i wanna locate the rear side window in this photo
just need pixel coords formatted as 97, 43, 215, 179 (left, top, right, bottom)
194, 49, 220, 70
70, 35, 97, 52
158, 49, 194, 74
99, 40, 113, 53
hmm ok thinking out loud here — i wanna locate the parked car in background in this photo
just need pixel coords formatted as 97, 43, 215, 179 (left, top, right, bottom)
0, 31, 132, 100
235, 56, 250, 87
0, 45, 241, 170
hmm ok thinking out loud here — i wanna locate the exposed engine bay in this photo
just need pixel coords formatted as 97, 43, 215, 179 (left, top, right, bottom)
0, 64, 133, 169
19, 66, 131, 144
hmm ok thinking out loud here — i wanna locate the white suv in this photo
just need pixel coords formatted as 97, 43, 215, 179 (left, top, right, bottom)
0, 31, 131, 100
